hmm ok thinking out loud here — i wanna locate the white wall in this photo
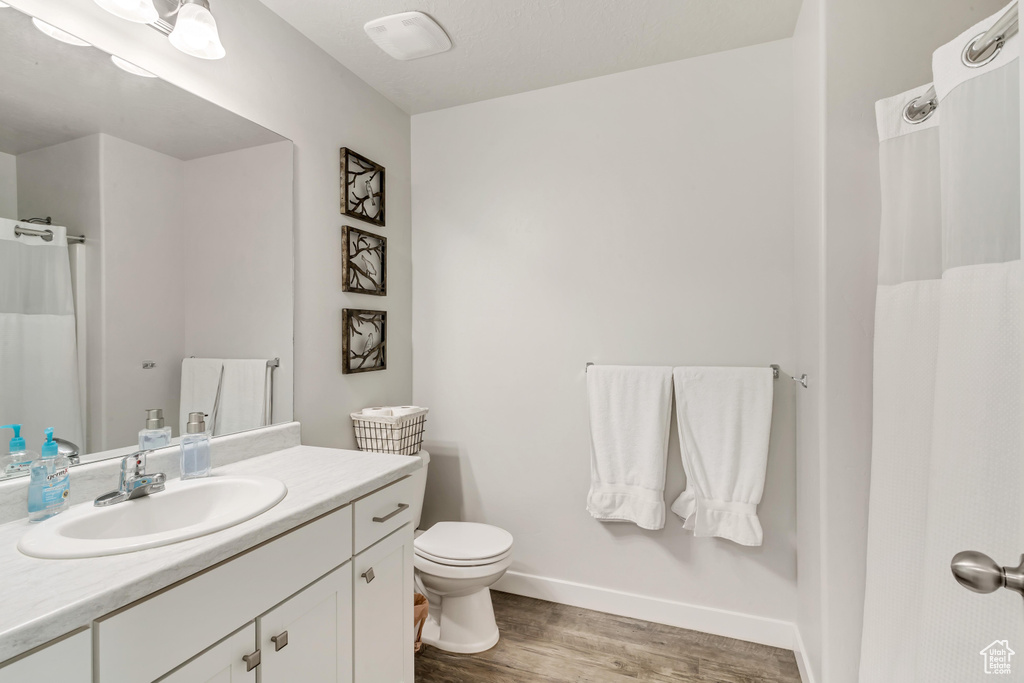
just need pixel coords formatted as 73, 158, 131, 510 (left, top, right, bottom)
791, 0, 824, 680
412, 40, 797, 641
14, 0, 412, 450
0, 152, 16, 219
182, 141, 294, 427
99, 134, 186, 447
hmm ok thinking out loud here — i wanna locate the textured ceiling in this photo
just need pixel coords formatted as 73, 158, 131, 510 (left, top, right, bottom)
0, 7, 284, 159
258, 0, 803, 114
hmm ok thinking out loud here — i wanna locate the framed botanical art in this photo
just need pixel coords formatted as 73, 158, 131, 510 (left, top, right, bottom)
342, 225, 387, 296
342, 308, 386, 374
340, 147, 385, 227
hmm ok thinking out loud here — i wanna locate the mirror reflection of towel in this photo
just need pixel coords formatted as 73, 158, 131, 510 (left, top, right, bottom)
181, 358, 272, 436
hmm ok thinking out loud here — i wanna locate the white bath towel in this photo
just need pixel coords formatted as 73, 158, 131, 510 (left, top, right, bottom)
586, 365, 674, 530
181, 358, 272, 436
671, 367, 774, 546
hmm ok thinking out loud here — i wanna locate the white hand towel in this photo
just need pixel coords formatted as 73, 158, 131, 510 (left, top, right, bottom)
671, 367, 774, 546
180, 358, 223, 434
181, 358, 271, 436
586, 365, 673, 530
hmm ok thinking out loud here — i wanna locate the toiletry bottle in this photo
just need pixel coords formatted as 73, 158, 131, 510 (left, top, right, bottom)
180, 412, 211, 480
1, 424, 38, 476
28, 428, 70, 522
139, 408, 172, 450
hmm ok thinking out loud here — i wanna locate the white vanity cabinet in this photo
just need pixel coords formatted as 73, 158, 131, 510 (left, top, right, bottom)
0, 627, 91, 683
259, 563, 353, 683
77, 475, 416, 683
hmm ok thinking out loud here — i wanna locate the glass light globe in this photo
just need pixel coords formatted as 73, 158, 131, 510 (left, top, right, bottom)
168, 1, 226, 60
32, 18, 91, 46
111, 55, 157, 78
94, 0, 158, 24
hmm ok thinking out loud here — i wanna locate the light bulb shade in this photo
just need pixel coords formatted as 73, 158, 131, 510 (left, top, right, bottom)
168, 1, 225, 59
0, 3, 11, 9
93, 0, 158, 23
111, 55, 157, 78
32, 18, 91, 46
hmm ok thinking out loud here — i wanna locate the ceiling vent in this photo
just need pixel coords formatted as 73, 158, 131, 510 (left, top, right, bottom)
364, 11, 452, 61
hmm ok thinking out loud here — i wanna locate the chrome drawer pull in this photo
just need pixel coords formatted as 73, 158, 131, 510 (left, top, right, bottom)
243, 649, 261, 672
271, 631, 289, 651
362, 567, 375, 584
372, 503, 409, 523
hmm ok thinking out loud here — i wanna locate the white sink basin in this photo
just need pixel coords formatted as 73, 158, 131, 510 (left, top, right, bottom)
18, 475, 287, 559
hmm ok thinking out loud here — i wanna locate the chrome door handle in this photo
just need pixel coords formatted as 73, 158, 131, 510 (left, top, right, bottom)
372, 503, 409, 523
271, 631, 288, 651
362, 567, 375, 584
951, 551, 1024, 597
242, 649, 261, 672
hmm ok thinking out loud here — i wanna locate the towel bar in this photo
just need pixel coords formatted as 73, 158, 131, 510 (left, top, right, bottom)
585, 362, 793, 383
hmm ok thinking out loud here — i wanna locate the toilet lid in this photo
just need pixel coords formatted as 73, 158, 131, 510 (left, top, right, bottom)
414, 522, 513, 562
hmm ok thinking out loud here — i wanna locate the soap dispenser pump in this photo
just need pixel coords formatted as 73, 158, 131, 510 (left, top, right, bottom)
1, 424, 37, 476
180, 412, 211, 480
139, 409, 172, 450
28, 428, 71, 522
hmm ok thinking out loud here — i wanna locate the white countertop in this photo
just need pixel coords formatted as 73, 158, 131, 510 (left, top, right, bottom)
0, 445, 421, 663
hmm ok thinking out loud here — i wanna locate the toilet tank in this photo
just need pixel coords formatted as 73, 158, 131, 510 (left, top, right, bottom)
408, 450, 429, 530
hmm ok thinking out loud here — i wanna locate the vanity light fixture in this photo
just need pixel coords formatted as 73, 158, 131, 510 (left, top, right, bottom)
168, 0, 225, 60
111, 55, 157, 77
94, 0, 158, 24
0, 3, 10, 9
31, 18, 91, 46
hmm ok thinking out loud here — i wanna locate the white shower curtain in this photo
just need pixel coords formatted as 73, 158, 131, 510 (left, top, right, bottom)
0, 219, 84, 455
860, 5, 1022, 682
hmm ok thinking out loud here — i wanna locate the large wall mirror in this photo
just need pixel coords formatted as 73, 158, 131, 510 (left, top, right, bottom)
0, 7, 294, 479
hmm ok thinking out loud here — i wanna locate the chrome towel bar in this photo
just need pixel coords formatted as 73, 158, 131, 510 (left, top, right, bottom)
585, 362, 806, 387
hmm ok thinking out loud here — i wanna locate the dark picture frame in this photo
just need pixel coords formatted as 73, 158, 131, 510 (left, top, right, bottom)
342, 308, 387, 373
342, 225, 387, 296
340, 147, 385, 227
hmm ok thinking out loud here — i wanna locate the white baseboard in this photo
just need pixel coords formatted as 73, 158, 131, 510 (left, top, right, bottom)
792, 624, 816, 683
493, 570, 799, 652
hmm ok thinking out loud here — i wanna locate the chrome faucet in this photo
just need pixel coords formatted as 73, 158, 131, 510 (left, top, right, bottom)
94, 450, 166, 507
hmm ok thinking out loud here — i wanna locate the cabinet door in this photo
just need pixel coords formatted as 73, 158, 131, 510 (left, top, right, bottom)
354, 526, 414, 683
260, 563, 353, 683
0, 628, 90, 683
159, 624, 256, 683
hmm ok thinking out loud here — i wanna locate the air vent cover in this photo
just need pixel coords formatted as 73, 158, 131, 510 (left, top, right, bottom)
364, 11, 452, 61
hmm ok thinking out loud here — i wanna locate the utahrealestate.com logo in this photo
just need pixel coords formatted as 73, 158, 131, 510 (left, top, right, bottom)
980, 640, 1015, 675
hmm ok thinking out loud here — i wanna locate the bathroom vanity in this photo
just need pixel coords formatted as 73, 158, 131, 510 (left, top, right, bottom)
0, 444, 421, 682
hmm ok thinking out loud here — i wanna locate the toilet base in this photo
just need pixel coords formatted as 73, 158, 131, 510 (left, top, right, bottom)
420, 587, 500, 654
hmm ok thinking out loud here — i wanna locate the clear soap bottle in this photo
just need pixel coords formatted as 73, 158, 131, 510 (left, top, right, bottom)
180, 412, 211, 480
28, 428, 70, 522
139, 408, 172, 450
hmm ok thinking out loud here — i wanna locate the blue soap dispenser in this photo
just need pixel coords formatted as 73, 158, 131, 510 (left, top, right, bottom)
1, 424, 37, 476
28, 428, 71, 522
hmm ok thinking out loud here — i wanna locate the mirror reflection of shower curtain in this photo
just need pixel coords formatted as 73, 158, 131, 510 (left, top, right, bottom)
860, 6, 1021, 682
0, 219, 84, 455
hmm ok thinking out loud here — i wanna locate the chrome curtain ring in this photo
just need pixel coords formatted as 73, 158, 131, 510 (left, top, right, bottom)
962, 31, 1005, 68
902, 96, 936, 124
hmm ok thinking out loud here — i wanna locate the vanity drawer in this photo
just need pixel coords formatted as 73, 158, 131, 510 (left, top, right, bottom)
95, 504, 352, 683
353, 477, 414, 554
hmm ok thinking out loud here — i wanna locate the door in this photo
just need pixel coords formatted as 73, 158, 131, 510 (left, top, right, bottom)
259, 562, 353, 683
159, 624, 256, 683
354, 527, 414, 683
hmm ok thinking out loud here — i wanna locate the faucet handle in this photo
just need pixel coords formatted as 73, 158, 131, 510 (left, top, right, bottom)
121, 450, 153, 481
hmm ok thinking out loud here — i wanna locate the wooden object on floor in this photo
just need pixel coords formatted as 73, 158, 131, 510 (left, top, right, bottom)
415, 591, 801, 683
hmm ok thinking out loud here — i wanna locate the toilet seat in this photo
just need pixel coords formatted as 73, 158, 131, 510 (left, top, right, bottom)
414, 522, 513, 566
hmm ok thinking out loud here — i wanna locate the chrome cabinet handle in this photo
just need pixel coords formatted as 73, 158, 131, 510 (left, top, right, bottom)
242, 649, 261, 672
271, 631, 288, 651
952, 551, 1024, 597
372, 503, 409, 523
362, 567, 375, 584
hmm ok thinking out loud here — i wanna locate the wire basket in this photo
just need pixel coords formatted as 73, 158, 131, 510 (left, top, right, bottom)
351, 407, 428, 455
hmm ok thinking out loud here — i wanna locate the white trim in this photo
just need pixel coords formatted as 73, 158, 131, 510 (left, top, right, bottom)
792, 624, 817, 683
493, 570, 798, 651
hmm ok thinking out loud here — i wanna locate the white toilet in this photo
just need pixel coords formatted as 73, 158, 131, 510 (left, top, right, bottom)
406, 451, 514, 653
